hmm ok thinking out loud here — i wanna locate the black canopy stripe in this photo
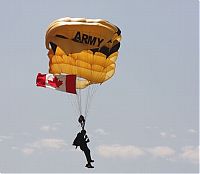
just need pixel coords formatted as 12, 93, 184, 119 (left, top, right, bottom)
99, 46, 110, 57
90, 42, 120, 58
109, 42, 120, 56
55, 34, 69, 39
50, 42, 57, 54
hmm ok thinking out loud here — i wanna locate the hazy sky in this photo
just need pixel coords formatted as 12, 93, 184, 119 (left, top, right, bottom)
0, 0, 198, 173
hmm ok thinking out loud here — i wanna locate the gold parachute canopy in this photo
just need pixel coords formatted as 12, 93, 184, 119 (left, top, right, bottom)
46, 17, 122, 89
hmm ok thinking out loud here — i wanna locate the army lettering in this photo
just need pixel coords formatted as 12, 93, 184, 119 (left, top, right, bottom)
73, 31, 104, 47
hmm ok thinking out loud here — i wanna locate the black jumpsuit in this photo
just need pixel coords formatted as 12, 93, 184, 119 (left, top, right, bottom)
78, 133, 92, 163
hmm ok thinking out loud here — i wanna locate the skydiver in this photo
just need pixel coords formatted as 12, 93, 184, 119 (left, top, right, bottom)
78, 115, 85, 129
73, 129, 94, 168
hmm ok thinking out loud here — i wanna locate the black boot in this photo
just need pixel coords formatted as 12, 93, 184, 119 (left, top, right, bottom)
85, 163, 94, 168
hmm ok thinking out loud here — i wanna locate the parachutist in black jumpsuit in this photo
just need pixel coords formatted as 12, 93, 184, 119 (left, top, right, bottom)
78, 130, 94, 168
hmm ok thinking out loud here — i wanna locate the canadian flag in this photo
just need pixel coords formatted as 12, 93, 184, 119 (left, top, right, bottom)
36, 73, 76, 94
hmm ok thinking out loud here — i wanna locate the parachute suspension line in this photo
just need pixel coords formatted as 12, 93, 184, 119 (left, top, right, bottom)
84, 44, 92, 121
85, 85, 96, 119
79, 88, 82, 114
65, 53, 79, 118
66, 93, 79, 117
61, 54, 78, 118
76, 88, 82, 116
85, 84, 99, 119
84, 45, 94, 120
84, 28, 105, 118
66, 53, 80, 118
84, 63, 100, 119
84, 84, 91, 118
74, 49, 82, 116
84, 47, 88, 119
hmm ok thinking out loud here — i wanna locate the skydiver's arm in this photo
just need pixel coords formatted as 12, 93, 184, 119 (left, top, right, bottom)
84, 135, 90, 143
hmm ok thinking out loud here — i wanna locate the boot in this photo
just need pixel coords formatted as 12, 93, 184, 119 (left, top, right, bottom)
85, 163, 94, 168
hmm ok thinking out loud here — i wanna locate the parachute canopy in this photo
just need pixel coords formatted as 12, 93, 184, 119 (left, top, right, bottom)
46, 17, 121, 89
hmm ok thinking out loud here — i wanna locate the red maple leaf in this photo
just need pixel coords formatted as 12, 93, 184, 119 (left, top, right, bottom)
48, 76, 63, 88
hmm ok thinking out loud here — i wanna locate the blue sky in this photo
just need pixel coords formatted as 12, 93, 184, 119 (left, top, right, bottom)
0, 0, 199, 173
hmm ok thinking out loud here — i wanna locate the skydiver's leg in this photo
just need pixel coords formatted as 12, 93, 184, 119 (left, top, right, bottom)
83, 148, 92, 163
